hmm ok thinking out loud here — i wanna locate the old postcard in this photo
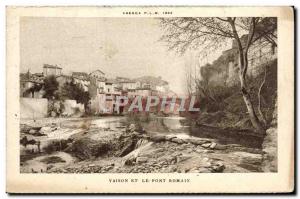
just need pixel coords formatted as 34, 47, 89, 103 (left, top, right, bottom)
6, 6, 294, 193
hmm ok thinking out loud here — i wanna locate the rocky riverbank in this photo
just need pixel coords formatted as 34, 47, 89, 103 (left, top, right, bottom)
20, 117, 266, 173
262, 99, 278, 172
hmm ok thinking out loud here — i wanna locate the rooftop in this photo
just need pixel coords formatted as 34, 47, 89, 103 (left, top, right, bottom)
20, 72, 44, 83
72, 72, 90, 80
90, 69, 105, 75
43, 64, 62, 69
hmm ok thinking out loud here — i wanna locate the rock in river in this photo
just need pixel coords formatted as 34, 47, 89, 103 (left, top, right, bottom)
171, 138, 185, 144
150, 134, 166, 142
188, 138, 210, 145
136, 156, 148, 163
201, 143, 211, 148
29, 129, 37, 134
210, 162, 225, 173
210, 142, 217, 149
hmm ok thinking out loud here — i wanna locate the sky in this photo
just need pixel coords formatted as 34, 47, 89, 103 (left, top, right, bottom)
20, 17, 192, 95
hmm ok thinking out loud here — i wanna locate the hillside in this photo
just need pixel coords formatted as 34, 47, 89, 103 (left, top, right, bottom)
196, 59, 277, 130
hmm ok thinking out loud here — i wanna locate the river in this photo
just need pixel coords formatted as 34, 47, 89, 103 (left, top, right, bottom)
28, 115, 262, 149
20, 115, 264, 173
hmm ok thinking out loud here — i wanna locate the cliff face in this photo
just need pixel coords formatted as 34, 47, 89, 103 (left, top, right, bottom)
196, 35, 277, 130
200, 38, 277, 87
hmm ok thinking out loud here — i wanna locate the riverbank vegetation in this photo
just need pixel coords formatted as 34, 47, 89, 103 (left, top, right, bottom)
195, 59, 277, 130
160, 17, 277, 133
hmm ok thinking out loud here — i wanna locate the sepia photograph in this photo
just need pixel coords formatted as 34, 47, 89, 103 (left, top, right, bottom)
19, 16, 278, 174
6, 6, 294, 193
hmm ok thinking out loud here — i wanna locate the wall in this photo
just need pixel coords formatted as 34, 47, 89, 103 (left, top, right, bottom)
62, 100, 85, 116
135, 89, 152, 97
90, 94, 108, 114
20, 98, 48, 119
200, 39, 276, 87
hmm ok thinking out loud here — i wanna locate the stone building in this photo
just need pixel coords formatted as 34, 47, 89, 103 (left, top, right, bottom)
72, 72, 90, 92
20, 72, 44, 98
43, 64, 62, 76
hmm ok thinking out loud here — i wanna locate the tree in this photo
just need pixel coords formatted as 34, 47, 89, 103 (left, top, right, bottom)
160, 17, 277, 133
24, 83, 43, 98
43, 75, 59, 100
61, 79, 90, 112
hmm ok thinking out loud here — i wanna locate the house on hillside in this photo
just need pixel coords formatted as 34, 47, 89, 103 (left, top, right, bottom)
89, 74, 172, 115
135, 76, 170, 95
89, 70, 107, 95
72, 72, 90, 92
20, 72, 44, 98
156, 82, 170, 94
135, 87, 156, 97
89, 69, 105, 80
120, 80, 140, 90
43, 64, 62, 77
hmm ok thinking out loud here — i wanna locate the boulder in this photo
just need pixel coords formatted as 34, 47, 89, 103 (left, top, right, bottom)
214, 144, 227, 150
40, 126, 52, 134
210, 142, 217, 149
124, 157, 136, 166
201, 143, 211, 148
150, 134, 166, 142
119, 139, 137, 157
195, 148, 204, 153
171, 138, 184, 144
197, 167, 212, 173
135, 139, 149, 149
165, 135, 177, 141
176, 155, 191, 163
136, 156, 148, 163
20, 124, 32, 134
29, 129, 37, 134
210, 162, 225, 173
127, 124, 136, 133
188, 138, 210, 145
262, 127, 277, 172
51, 111, 57, 117
232, 151, 263, 160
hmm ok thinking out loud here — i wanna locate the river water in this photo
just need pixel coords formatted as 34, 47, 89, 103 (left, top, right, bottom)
21, 115, 262, 150
67, 116, 262, 148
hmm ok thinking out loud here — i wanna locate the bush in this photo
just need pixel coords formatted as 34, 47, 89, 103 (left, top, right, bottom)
195, 59, 277, 128
43, 75, 59, 100
43, 139, 72, 154
60, 79, 90, 112
65, 137, 114, 160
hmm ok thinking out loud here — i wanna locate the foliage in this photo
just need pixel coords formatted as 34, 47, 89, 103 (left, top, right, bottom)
43, 75, 59, 100
65, 137, 114, 160
60, 79, 91, 111
160, 17, 277, 56
24, 83, 43, 97
160, 17, 277, 132
47, 100, 64, 117
196, 59, 277, 128
43, 139, 72, 154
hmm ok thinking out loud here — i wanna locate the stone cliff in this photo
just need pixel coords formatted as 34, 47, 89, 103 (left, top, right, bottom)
200, 36, 277, 87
